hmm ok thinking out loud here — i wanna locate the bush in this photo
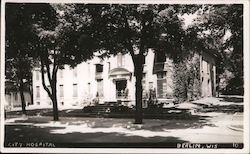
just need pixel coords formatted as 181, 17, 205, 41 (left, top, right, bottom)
222, 76, 244, 95
82, 106, 94, 113
173, 55, 201, 103
111, 105, 134, 113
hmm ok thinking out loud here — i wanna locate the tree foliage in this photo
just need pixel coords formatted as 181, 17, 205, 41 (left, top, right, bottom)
68, 4, 201, 123
31, 4, 96, 121
5, 3, 43, 114
173, 55, 201, 103
193, 4, 243, 95
5, 3, 95, 120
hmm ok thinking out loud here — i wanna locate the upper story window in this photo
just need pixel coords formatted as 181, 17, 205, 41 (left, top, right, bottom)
117, 53, 125, 67
155, 51, 166, 63
157, 72, 166, 79
207, 63, 210, 74
149, 82, 154, 89
36, 71, 40, 80
87, 62, 90, 74
59, 85, 64, 97
73, 67, 77, 78
96, 64, 103, 73
142, 73, 146, 80
59, 69, 63, 78
73, 84, 78, 97
88, 83, 91, 94
14, 92, 18, 100
107, 62, 111, 72
36, 86, 40, 98
201, 57, 203, 71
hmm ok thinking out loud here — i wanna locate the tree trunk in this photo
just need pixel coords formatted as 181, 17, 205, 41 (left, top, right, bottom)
134, 58, 144, 124
29, 85, 34, 106
51, 80, 59, 121
30, 78, 34, 106
217, 78, 220, 97
19, 78, 26, 115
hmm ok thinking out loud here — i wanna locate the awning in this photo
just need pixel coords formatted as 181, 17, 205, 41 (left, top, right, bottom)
109, 67, 132, 80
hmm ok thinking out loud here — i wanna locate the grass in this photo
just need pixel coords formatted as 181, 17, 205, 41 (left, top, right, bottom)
6, 107, 203, 120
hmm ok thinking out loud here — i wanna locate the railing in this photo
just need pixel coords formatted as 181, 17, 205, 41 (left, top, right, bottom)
116, 90, 128, 99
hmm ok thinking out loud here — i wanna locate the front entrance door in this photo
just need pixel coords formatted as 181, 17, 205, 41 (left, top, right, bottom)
115, 80, 127, 99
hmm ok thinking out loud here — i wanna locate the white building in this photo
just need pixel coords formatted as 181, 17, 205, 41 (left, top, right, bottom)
31, 49, 216, 109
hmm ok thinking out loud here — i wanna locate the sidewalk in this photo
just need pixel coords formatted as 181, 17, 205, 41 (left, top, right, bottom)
227, 112, 243, 132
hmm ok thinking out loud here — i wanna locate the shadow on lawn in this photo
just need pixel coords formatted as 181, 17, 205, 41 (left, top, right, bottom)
196, 103, 243, 113
220, 96, 243, 103
5, 124, 187, 148
5, 110, 215, 134
6, 109, 215, 132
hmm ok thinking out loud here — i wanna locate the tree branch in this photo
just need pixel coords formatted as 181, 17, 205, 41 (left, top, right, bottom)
40, 57, 52, 98
139, 17, 146, 56
52, 49, 58, 81
121, 8, 136, 62
44, 58, 52, 85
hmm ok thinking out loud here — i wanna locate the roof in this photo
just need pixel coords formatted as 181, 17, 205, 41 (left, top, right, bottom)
109, 67, 131, 77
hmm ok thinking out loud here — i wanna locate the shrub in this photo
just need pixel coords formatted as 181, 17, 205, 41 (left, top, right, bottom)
110, 105, 134, 113
173, 55, 201, 103
82, 106, 94, 113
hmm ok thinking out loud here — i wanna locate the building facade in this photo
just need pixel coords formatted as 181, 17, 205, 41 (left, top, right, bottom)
4, 81, 32, 111
5, 91, 32, 110
31, 49, 216, 109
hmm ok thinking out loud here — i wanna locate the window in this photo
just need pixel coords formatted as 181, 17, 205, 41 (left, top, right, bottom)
201, 57, 203, 71
14, 93, 18, 100
96, 64, 103, 73
142, 73, 146, 80
155, 52, 166, 63
157, 72, 166, 79
36, 71, 39, 80
59, 69, 63, 78
37, 102, 40, 105
107, 62, 111, 72
73, 68, 77, 78
116, 80, 127, 98
117, 53, 125, 67
36, 86, 40, 98
88, 83, 91, 95
122, 55, 125, 66
149, 82, 154, 89
202, 60, 206, 73
59, 85, 64, 97
88, 62, 90, 75
207, 63, 210, 74
61, 102, 64, 106
142, 73, 147, 96
73, 84, 78, 97
97, 80, 104, 97
157, 72, 167, 98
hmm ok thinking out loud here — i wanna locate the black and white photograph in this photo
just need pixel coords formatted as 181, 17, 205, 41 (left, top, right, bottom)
0, 0, 249, 153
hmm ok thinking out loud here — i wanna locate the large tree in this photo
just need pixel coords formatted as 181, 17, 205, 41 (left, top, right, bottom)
32, 4, 94, 121
5, 3, 42, 114
6, 3, 94, 120
72, 4, 199, 124
193, 4, 243, 95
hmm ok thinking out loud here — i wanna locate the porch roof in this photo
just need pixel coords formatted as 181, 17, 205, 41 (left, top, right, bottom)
109, 67, 131, 77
